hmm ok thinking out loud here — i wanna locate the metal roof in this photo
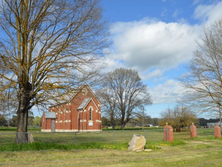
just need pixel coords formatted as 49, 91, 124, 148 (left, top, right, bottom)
77, 98, 91, 110
45, 112, 56, 119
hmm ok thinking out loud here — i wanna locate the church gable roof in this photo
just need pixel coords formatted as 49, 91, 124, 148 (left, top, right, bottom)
49, 84, 100, 108
69, 84, 101, 105
78, 98, 91, 110
77, 97, 99, 110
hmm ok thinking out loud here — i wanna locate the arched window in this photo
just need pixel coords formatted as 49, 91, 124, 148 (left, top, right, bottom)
89, 107, 92, 121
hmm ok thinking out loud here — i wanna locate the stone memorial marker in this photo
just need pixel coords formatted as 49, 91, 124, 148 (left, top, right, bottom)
128, 134, 146, 151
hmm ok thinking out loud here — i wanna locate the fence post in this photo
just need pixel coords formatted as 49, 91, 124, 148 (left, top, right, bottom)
74, 132, 77, 145
27, 132, 29, 143
113, 130, 115, 143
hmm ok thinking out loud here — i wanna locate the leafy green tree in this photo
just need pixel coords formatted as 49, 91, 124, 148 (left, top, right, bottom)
33, 116, 41, 126
159, 105, 197, 131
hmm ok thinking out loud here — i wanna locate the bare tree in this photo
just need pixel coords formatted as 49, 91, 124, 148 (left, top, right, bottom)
97, 68, 152, 130
0, 87, 17, 126
0, 0, 109, 143
134, 111, 151, 127
0, 61, 16, 119
180, 20, 222, 124
159, 105, 197, 131
96, 88, 117, 129
0, 66, 17, 123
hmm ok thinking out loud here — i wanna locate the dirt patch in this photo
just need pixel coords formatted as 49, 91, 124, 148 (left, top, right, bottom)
187, 141, 210, 144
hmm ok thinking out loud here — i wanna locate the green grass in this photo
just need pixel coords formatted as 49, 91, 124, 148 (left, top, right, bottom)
0, 127, 41, 131
0, 139, 186, 152
0, 142, 128, 151
0, 127, 220, 146
0, 128, 164, 145
1, 128, 222, 167
1, 138, 222, 167
0, 127, 17, 131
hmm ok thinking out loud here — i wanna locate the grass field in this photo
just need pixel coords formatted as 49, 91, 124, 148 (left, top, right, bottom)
0, 127, 222, 167
0, 127, 165, 145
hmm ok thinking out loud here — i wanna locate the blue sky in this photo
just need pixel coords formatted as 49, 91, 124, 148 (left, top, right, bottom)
100, 0, 222, 118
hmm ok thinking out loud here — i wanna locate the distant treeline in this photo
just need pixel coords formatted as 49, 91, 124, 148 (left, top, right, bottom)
102, 116, 220, 128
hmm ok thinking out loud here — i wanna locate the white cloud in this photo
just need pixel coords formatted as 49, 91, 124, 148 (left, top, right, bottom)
192, 0, 202, 5
194, 1, 222, 26
161, 8, 168, 17
149, 79, 186, 104
110, 19, 199, 73
141, 69, 165, 81
104, 1, 222, 78
172, 9, 181, 18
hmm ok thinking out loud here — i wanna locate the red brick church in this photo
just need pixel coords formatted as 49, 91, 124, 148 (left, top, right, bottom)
41, 85, 102, 132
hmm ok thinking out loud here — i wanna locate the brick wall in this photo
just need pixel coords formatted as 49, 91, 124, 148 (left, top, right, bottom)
43, 85, 101, 132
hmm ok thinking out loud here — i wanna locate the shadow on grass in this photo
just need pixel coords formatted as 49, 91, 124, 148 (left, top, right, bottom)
0, 142, 129, 152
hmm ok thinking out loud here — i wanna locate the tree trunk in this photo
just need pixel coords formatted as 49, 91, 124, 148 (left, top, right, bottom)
111, 116, 115, 130
120, 114, 125, 130
121, 116, 131, 129
16, 87, 31, 143
120, 124, 124, 130
112, 124, 115, 130
120, 119, 127, 130
16, 109, 28, 143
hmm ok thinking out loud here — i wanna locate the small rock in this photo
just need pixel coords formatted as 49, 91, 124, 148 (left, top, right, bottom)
144, 149, 152, 152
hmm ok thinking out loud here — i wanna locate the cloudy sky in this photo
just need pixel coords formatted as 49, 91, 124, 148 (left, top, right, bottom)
101, 0, 222, 118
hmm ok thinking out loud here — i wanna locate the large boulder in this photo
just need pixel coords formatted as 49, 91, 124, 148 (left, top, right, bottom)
128, 134, 146, 151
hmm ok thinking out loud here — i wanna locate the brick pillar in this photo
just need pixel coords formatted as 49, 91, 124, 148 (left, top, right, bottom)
164, 123, 173, 142
190, 123, 197, 138
214, 125, 221, 138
